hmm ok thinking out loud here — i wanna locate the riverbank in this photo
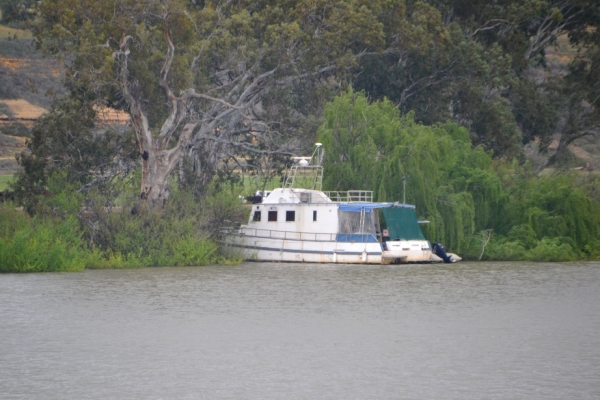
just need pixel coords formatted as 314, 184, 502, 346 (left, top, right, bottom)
0, 194, 240, 273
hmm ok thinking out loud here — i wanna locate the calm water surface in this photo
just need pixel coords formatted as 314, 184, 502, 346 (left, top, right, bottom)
1, 262, 599, 399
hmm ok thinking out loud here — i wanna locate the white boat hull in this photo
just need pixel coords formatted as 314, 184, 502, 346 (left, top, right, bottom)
223, 234, 446, 264
224, 234, 388, 264
382, 240, 434, 263
223, 183, 460, 265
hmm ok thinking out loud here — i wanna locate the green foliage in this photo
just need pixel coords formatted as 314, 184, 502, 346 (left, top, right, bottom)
78, 185, 243, 268
11, 96, 135, 214
525, 238, 578, 262
1, 175, 244, 271
84, 207, 219, 268
481, 236, 578, 262
498, 174, 600, 247
479, 237, 527, 261
319, 90, 600, 260
0, 206, 86, 272
318, 89, 499, 253
12, 170, 84, 216
196, 185, 248, 240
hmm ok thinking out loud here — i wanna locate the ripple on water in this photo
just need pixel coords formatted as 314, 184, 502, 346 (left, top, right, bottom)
1, 262, 599, 399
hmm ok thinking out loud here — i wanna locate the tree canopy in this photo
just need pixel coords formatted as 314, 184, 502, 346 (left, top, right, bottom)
318, 89, 600, 259
6, 0, 599, 227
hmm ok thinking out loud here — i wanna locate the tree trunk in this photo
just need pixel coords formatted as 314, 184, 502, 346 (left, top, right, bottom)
140, 149, 175, 211
117, 34, 194, 211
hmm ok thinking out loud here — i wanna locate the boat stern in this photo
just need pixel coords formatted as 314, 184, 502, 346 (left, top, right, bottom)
382, 240, 436, 263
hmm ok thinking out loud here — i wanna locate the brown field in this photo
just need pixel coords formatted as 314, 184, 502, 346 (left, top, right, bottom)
0, 57, 29, 70
0, 99, 48, 121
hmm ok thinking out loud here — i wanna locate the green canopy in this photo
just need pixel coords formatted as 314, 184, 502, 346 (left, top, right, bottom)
381, 207, 426, 241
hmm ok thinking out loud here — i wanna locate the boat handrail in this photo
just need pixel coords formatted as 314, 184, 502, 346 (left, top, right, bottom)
239, 227, 338, 242
323, 190, 373, 202
237, 227, 379, 243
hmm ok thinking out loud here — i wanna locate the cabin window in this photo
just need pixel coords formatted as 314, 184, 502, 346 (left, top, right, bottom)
252, 211, 261, 221
313, 210, 317, 221
268, 211, 277, 221
300, 192, 311, 203
286, 211, 295, 221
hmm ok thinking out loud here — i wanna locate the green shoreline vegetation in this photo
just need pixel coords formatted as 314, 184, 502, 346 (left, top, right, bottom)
0, 177, 245, 272
2, 91, 599, 272
3, 90, 600, 272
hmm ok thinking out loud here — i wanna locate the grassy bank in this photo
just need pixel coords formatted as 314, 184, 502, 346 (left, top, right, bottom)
0, 203, 230, 272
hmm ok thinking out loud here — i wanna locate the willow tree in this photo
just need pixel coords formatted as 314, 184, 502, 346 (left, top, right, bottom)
318, 89, 503, 253
32, 0, 393, 210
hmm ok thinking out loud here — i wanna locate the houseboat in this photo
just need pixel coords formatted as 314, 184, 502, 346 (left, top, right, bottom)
223, 144, 460, 264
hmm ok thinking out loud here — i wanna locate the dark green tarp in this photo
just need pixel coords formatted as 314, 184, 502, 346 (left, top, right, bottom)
381, 207, 426, 241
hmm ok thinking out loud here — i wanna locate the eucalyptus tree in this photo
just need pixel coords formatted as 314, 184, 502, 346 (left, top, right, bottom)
11, 96, 133, 215
436, 0, 600, 160
354, 0, 600, 160
549, 39, 600, 165
354, 1, 524, 158
32, 0, 390, 210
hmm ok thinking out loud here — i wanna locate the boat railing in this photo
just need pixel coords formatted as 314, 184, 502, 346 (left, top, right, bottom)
323, 190, 373, 203
237, 227, 379, 243
239, 227, 338, 242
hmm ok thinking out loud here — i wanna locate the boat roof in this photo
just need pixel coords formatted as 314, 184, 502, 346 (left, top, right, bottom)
260, 188, 416, 209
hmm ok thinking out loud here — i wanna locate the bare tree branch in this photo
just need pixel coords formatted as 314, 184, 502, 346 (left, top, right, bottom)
524, 3, 586, 61
469, 19, 511, 38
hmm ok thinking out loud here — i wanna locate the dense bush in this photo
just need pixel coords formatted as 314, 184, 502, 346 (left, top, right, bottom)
1, 173, 245, 272
0, 206, 86, 272
0, 122, 31, 137
81, 199, 219, 268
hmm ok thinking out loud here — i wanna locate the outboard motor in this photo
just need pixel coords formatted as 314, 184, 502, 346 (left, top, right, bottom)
432, 242, 454, 263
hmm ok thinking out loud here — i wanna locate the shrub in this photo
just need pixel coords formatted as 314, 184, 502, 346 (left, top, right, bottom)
0, 122, 31, 137
525, 238, 578, 262
0, 206, 86, 272
79, 186, 235, 267
481, 236, 527, 261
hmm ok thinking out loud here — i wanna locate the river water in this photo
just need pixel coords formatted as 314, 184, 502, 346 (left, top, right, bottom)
1, 262, 599, 399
